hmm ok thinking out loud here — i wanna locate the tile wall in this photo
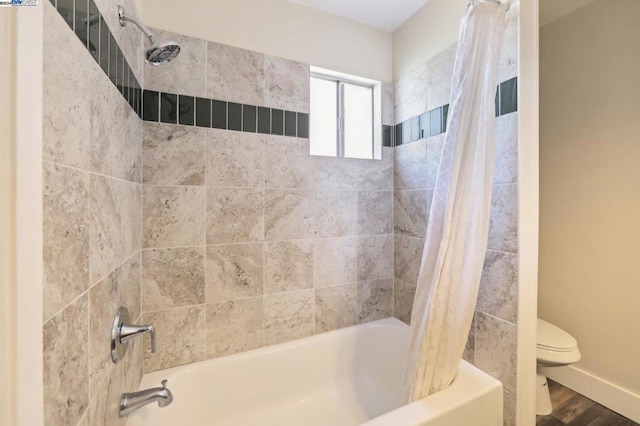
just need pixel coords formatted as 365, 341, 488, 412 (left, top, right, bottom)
42, 0, 145, 425
391, 6, 519, 426
139, 29, 397, 373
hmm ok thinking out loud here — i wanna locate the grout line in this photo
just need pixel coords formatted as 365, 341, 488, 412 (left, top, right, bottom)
85, 272, 90, 420
140, 233, 397, 252
203, 121, 208, 358
140, 106, 145, 328
354, 190, 360, 325
390, 147, 396, 319
486, 248, 518, 256
43, 159, 141, 186
311, 159, 316, 337
140, 302, 207, 317
476, 310, 517, 327
44, 249, 140, 325
261, 129, 267, 348
472, 311, 477, 365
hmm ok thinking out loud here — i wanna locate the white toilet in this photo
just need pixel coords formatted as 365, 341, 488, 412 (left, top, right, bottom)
536, 318, 581, 415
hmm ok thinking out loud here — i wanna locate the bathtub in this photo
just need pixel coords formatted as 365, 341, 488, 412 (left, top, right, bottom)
127, 318, 502, 426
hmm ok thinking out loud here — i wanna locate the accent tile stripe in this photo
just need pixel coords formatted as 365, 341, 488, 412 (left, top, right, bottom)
393, 77, 518, 147
53, 0, 143, 118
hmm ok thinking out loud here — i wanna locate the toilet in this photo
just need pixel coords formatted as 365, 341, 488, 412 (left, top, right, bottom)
536, 318, 581, 415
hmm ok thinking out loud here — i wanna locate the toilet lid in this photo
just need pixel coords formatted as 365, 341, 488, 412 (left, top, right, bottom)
537, 318, 578, 352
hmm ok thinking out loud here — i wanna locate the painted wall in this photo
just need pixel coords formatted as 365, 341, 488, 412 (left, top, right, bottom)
0, 9, 17, 426
139, 29, 396, 372
539, 0, 598, 27
42, 0, 145, 424
139, 0, 393, 82
392, 0, 518, 94
539, 0, 640, 396
391, 3, 520, 425
392, 0, 468, 80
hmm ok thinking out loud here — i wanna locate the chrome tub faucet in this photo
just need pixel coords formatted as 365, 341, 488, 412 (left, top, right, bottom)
120, 379, 174, 416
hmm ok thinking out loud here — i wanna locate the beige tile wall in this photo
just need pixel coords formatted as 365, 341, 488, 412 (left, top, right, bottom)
42, 1, 145, 425
140, 31, 396, 373
391, 7, 519, 426
140, 134, 395, 370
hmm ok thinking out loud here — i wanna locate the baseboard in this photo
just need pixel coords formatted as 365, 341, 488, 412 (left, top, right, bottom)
545, 365, 640, 423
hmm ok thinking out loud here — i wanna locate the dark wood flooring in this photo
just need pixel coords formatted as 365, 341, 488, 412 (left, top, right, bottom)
536, 380, 639, 426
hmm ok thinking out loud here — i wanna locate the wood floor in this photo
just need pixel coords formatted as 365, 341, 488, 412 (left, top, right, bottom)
536, 380, 639, 426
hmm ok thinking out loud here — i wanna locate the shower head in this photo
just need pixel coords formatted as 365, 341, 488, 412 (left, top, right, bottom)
146, 42, 181, 66
118, 6, 181, 65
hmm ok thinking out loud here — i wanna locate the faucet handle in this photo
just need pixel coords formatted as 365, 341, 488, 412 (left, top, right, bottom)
112, 307, 158, 363
161, 379, 168, 389
120, 323, 157, 353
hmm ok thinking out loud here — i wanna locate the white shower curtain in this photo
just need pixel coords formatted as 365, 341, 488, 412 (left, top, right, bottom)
404, 1, 508, 401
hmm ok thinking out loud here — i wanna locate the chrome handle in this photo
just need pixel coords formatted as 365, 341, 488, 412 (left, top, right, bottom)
120, 323, 157, 353
112, 307, 158, 363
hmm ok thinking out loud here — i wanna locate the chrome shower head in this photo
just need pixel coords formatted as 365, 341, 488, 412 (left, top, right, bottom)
118, 6, 181, 65
146, 42, 181, 66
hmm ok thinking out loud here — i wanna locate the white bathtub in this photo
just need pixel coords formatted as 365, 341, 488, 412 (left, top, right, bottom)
127, 318, 502, 426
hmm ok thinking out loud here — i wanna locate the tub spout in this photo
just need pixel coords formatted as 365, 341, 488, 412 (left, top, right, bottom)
120, 379, 174, 416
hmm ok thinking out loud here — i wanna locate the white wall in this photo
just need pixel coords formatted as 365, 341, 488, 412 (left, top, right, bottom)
14, 4, 44, 426
0, 9, 17, 426
140, 0, 393, 82
392, 0, 467, 80
539, 0, 640, 397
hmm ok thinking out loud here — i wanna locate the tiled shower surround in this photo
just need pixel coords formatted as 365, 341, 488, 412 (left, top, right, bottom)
42, 0, 145, 425
138, 27, 396, 372
42, 0, 520, 425
392, 7, 520, 426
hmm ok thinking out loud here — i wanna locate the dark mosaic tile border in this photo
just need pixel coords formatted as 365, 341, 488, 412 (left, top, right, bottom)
51, 0, 143, 117
394, 77, 518, 147
497, 77, 518, 116
143, 90, 393, 143
394, 104, 449, 147
142, 90, 312, 138
382, 125, 393, 147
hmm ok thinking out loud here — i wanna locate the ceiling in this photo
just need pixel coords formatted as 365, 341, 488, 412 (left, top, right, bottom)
291, 0, 604, 33
289, 0, 430, 33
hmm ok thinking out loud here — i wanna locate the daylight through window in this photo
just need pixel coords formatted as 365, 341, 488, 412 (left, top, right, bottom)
310, 71, 376, 160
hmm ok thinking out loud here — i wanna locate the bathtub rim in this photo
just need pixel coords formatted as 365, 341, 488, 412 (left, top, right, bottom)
140, 316, 410, 382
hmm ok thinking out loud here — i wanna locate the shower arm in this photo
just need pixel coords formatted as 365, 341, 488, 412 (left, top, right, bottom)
118, 6, 157, 45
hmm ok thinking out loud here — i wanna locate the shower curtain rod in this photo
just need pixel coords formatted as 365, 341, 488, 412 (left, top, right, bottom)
468, 0, 510, 11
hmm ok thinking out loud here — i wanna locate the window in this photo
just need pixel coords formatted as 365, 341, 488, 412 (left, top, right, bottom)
309, 68, 381, 160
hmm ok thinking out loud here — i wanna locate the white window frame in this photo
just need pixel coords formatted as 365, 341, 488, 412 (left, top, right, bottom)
310, 66, 382, 160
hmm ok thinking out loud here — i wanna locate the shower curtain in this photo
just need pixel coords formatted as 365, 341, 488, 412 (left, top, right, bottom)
404, 1, 508, 401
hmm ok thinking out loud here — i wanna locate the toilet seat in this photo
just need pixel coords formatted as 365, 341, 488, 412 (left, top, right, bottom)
537, 318, 577, 350
537, 318, 581, 366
